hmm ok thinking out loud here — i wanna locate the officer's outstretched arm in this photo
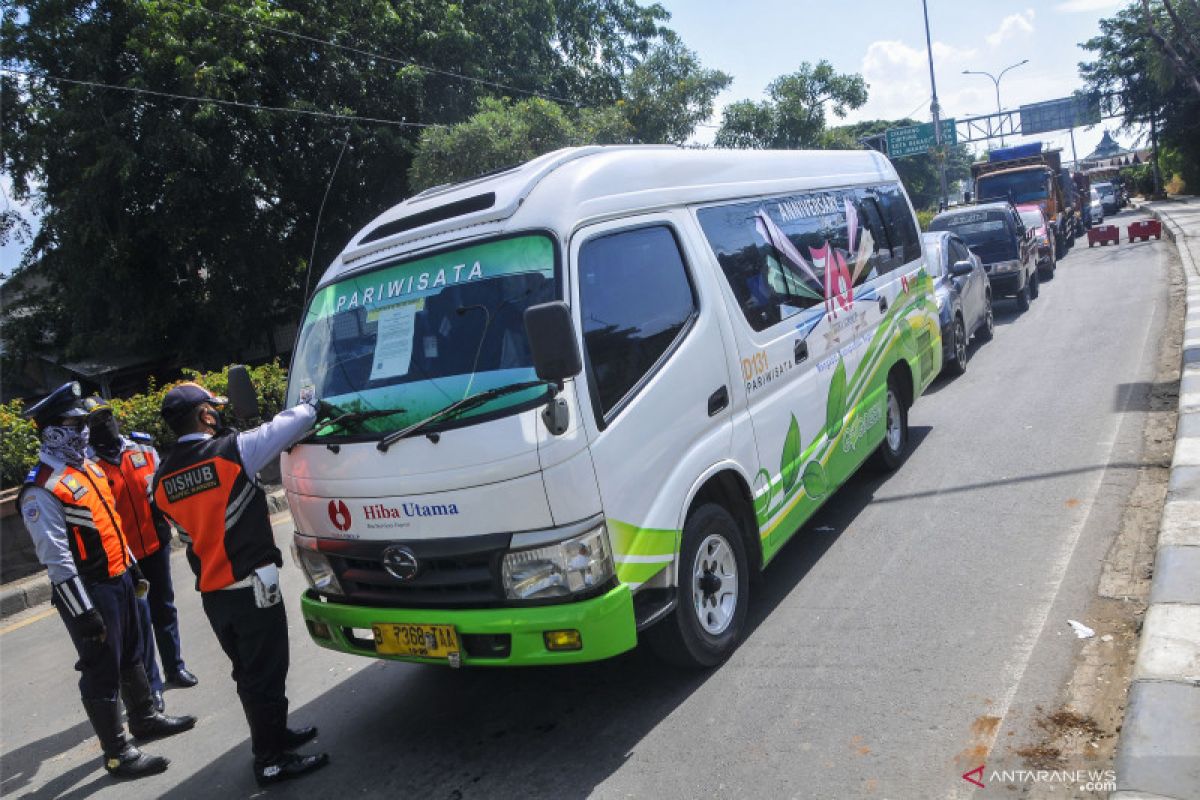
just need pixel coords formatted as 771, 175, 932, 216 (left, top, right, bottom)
236, 402, 318, 479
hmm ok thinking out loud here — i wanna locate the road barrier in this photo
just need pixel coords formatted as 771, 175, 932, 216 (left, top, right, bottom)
1088, 224, 1120, 247
1128, 219, 1163, 243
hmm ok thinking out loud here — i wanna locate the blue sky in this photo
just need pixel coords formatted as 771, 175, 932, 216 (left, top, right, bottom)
1, 0, 1138, 274
657, 0, 1136, 156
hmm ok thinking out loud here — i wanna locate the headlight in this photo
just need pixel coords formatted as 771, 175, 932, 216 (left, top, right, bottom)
935, 292, 947, 311
292, 535, 344, 595
502, 524, 614, 601
992, 259, 1021, 273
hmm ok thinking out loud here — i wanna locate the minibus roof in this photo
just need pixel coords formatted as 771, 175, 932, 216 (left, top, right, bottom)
318, 145, 899, 289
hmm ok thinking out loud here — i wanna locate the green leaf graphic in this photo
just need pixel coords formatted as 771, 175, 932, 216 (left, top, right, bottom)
779, 415, 802, 494
803, 460, 829, 499
826, 358, 847, 439
753, 468, 773, 521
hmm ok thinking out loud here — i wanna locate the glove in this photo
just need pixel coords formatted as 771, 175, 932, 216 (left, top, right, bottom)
130, 562, 150, 600
74, 608, 107, 643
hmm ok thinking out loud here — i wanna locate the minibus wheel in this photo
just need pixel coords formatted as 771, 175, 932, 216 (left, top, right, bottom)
870, 376, 909, 472
646, 503, 748, 669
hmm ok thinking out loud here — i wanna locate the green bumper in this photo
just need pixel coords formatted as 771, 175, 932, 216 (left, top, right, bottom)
299, 583, 638, 667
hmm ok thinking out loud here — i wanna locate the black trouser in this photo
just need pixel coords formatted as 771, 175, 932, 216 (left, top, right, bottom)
201, 587, 288, 707
137, 546, 186, 680
56, 571, 144, 701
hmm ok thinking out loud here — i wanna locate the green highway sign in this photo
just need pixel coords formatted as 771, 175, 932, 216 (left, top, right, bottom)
885, 120, 958, 158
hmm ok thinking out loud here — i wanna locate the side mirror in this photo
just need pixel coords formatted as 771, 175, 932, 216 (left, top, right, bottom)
226, 364, 260, 420
524, 301, 583, 387
950, 260, 974, 277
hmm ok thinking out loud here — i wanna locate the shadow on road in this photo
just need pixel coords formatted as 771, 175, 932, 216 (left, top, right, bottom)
161, 431, 937, 799
0, 719, 103, 800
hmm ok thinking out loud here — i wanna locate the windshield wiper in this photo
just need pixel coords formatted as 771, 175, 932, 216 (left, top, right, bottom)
377, 380, 551, 452
306, 407, 408, 440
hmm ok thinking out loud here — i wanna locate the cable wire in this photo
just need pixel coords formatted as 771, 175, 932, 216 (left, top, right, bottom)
2, 67, 432, 127
160, 0, 579, 106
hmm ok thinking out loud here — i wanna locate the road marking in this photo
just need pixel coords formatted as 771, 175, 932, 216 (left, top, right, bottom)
0, 607, 57, 635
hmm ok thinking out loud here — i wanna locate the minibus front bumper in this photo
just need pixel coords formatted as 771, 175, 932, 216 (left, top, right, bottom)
300, 583, 638, 666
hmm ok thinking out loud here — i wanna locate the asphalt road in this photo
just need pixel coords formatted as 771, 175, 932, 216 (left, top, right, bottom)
0, 210, 1173, 800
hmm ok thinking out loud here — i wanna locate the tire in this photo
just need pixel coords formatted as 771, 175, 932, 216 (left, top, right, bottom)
645, 503, 749, 669
870, 374, 909, 472
977, 294, 994, 342
1028, 270, 1039, 300
1016, 284, 1031, 311
946, 316, 967, 376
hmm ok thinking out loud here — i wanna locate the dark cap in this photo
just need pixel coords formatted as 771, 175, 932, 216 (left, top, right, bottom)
161, 382, 227, 426
23, 382, 86, 429
82, 395, 112, 417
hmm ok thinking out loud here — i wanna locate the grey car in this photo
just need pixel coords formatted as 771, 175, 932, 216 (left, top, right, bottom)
922, 230, 994, 376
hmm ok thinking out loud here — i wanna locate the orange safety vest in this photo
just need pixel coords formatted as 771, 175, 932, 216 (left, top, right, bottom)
152, 434, 279, 592
95, 442, 161, 560
21, 460, 131, 583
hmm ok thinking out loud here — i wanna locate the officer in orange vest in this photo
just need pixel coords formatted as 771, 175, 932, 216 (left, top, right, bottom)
152, 382, 329, 787
84, 396, 199, 713
18, 382, 196, 779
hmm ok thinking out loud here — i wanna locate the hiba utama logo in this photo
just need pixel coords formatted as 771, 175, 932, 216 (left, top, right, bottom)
328, 500, 352, 532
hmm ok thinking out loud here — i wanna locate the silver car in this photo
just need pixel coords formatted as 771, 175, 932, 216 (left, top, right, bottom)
922, 231, 994, 376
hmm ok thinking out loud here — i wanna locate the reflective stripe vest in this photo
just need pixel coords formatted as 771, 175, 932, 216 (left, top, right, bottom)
95, 442, 162, 560
19, 460, 131, 583
152, 433, 280, 592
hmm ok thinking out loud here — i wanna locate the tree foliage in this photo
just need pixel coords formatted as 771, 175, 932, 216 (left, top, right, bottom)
408, 97, 632, 192
824, 119, 974, 210
1080, 1, 1200, 190
714, 60, 867, 150
0, 0, 680, 373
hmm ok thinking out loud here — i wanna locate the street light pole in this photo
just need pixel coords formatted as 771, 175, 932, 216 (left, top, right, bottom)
962, 59, 1028, 147
921, 0, 949, 210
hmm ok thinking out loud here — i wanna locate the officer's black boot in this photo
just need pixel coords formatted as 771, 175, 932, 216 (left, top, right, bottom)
119, 665, 196, 741
246, 701, 329, 787
81, 698, 170, 778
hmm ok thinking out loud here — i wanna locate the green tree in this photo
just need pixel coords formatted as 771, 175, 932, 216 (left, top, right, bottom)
621, 39, 731, 144
408, 97, 632, 192
0, 0, 675, 376
714, 61, 867, 150
824, 119, 973, 210
1080, 1, 1200, 191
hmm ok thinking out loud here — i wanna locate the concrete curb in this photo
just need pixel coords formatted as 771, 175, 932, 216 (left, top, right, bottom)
0, 487, 290, 619
1113, 199, 1200, 800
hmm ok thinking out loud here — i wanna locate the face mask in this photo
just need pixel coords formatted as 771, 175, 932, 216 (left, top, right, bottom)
42, 424, 90, 467
88, 414, 122, 457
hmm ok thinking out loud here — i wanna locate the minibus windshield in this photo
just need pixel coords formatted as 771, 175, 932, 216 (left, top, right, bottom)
287, 234, 558, 440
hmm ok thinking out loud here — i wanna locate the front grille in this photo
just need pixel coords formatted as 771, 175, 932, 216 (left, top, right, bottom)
319, 533, 510, 608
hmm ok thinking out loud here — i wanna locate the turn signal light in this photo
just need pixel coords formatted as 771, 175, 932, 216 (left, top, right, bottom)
544, 629, 582, 651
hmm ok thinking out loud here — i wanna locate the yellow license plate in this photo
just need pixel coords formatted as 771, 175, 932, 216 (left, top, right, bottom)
372, 623, 459, 658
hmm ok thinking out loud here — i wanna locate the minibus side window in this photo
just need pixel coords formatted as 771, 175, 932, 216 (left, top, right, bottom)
876, 183, 921, 265
697, 191, 853, 332
853, 191, 894, 277
579, 225, 698, 418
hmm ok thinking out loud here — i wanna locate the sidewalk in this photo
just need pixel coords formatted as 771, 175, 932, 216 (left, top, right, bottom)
0, 487, 290, 619
1112, 197, 1200, 800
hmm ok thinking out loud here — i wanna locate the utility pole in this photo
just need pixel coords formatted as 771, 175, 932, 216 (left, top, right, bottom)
1068, 127, 1079, 171
1149, 109, 1164, 197
921, 0, 949, 210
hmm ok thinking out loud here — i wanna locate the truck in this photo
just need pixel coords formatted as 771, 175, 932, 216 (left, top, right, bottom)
284, 146, 941, 669
972, 143, 1074, 260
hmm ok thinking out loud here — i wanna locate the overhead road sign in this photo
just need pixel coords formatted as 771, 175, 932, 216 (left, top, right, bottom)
1020, 96, 1101, 136
885, 120, 957, 159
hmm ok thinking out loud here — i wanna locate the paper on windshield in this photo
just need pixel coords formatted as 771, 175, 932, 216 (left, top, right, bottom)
369, 299, 423, 381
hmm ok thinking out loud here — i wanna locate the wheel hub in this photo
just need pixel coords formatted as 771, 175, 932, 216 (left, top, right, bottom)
692, 534, 738, 636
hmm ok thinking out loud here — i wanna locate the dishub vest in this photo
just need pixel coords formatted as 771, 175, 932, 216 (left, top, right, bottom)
152, 434, 280, 592
20, 460, 131, 583
95, 442, 161, 560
